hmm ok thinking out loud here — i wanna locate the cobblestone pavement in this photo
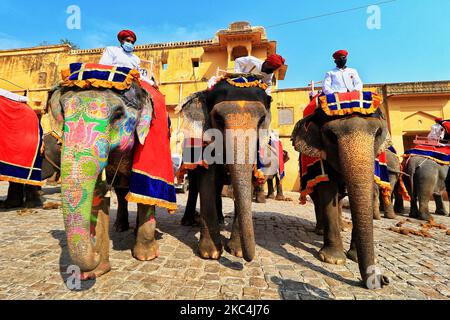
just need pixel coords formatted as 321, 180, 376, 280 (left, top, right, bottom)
0, 181, 449, 300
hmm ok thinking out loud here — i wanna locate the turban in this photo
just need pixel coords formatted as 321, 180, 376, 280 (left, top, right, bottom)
435, 117, 443, 123
333, 50, 348, 60
117, 30, 137, 43
265, 54, 285, 69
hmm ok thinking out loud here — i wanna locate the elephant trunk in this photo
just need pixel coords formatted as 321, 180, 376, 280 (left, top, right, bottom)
229, 164, 255, 262
61, 150, 101, 272
339, 132, 378, 288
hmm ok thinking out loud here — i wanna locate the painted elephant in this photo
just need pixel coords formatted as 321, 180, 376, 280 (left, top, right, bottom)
373, 147, 405, 220
402, 155, 449, 221
48, 82, 159, 280
1, 134, 61, 209
179, 79, 272, 262
292, 107, 390, 289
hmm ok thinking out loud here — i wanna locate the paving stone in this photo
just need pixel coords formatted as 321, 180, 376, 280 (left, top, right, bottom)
0, 182, 448, 300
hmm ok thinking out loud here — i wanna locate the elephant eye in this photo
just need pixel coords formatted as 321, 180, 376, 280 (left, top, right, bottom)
111, 106, 125, 122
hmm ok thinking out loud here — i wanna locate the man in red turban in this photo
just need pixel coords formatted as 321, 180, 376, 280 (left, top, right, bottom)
323, 49, 363, 95
117, 30, 137, 43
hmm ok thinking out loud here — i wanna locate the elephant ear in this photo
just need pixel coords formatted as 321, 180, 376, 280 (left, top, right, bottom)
135, 94, 154, 145
291, 115, 325, 158
177, 91, 210, 139
46, 88, 64, 137
376, 119, 390, 156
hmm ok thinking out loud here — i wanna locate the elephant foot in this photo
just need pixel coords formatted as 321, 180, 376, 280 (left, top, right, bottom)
409, 209, 419, 219
3, 198, 24, 209
133, 219, 159, 261
364, 274, 390, 289
133, 240, 159, 261
255, 193, 266, 204
315, 227, 324, 236
113, 220, 130, 232
319, 245, 346, 265
181, 211, 200, 226
275, 194, 293, 201
346, 247, 358, 263
80, 261, 111, 281
373, 210, 381, 220
384, 210, 397, 219
24, 198, 43, 209
435, 209, 447, 216
199, 237, 222, 260
225, 238, 243, 258
419, 212, 433, 222
266, 193, 275, 200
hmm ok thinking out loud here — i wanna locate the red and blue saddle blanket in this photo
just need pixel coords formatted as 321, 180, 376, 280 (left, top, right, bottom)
126, 81, 177, 213
0, 96, 43, 186
61, 63, 141, 91
403, 144, 450, 165
304, 91, 382, 117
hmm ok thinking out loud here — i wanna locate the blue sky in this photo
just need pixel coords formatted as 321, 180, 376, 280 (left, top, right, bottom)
0, 0, 449, 88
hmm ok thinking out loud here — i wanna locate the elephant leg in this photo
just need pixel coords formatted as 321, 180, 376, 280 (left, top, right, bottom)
80, 180, 111, 280
3, 182, 24, 209
275, 175, 291, 201
433, 193, 447, 216
384, 175, 397, 219
266, 177, 275, 199
216, 177, 225, 225
133, 205, 159, 261
317, 181, 346, 265
113, 187, 130, 232
24, 185, 43, 208
181, 170, 200, 226
254, 183, 266, 203
373, 184, 381, 220
198, 166, 222, 260
225, 204, 243, 258
310, 191, 324, 235
417, 176, 435, 221
393, 190, 405, 214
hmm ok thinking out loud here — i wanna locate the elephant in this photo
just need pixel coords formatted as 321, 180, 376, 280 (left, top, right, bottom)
1, 133, 61, 209
47, 81, 160, 280
178, 78, 272, 262
292, 107, 390, 289
402, 155, 449, 221
257, 149, 292, 202
373, 147, 405, 220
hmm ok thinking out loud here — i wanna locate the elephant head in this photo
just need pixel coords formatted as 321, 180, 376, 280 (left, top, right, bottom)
292, 107, 388, 287
180, 81, 272, 262
48, 82, 153, 271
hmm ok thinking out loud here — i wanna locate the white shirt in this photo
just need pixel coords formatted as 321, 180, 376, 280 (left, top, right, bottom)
234, 56, 274, 96
99, 46, 157, 85
428, 123, 445, 141
322, 67, 363, 95
0, 88, 28, 102
99, 46, 141, 71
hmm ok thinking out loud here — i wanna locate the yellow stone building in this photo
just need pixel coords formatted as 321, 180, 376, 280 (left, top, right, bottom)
1, 22, 449, 192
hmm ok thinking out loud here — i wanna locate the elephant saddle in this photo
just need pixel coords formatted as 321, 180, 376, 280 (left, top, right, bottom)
403, 144, 450, 165
61, 63, 141, 91
0, 95, 43, 186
